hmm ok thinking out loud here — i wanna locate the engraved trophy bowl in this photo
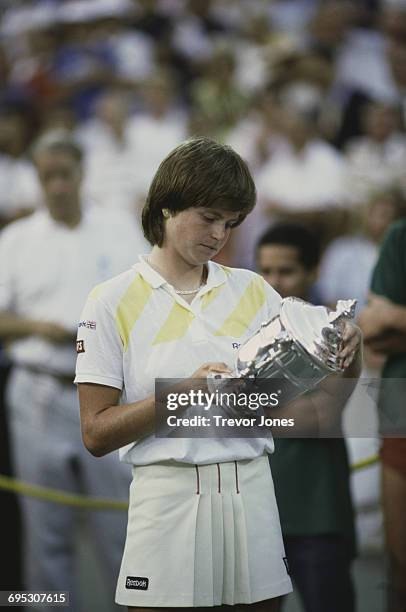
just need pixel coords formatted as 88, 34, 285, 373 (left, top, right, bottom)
208, 298, 357, 402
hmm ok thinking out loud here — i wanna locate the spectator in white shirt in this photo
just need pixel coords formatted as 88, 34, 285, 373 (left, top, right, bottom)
0, 130, 148, 611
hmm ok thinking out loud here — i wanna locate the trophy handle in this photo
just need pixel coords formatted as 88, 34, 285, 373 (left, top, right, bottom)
327, 299, 357, 325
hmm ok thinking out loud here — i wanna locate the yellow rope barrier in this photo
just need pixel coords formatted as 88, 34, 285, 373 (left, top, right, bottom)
0, 454, 380, 510
0, 474, 128, 511
350, 454, 379, 472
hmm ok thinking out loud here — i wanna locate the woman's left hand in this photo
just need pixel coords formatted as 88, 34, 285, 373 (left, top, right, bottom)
338, 321, 363, 369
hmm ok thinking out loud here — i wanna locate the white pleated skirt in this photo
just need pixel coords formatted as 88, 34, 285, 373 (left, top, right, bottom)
115, 455, 292, 608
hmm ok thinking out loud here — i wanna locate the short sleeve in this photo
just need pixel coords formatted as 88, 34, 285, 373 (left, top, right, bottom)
371, 222, 406, 305
74, 293, 124, 389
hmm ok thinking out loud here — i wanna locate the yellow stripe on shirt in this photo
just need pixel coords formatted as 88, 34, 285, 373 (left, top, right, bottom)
214, 277, 265, 338
115, 273, 152, 351
201, 285, 225, 310
88, 282, 106, 300
152, 302, 195, 345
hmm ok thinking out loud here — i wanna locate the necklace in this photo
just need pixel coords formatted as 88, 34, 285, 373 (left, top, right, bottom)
146, 257, 207, 295
174, 283, 205, 295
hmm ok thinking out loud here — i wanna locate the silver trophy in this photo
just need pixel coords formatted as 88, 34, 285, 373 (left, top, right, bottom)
208, 298, 357, 402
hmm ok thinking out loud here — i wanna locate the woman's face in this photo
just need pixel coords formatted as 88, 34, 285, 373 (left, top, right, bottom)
162, 207, 241, 265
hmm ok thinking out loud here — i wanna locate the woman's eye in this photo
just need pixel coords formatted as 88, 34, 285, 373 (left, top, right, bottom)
201, 213, 238, 227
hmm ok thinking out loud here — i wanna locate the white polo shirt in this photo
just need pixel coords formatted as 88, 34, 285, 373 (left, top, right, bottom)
75, 257, 282, 465
0, 208, 147, 374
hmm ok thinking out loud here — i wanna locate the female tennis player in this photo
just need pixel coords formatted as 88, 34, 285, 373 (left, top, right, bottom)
75, 137, 361, 611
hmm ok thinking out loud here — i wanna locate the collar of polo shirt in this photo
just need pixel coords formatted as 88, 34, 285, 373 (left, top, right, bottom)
137, 255, 229, 295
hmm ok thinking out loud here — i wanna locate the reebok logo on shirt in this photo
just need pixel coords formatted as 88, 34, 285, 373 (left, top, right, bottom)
76, 339, 85, 354
125, 576, 149, 590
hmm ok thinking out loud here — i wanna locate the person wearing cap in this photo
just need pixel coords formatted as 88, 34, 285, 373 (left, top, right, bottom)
75, 137, 362, 611
0, 130, 148, 611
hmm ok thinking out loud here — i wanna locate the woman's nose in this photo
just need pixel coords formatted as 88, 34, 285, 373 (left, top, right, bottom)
210, 221, 227, 240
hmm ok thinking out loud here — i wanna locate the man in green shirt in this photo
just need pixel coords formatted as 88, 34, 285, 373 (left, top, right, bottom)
359, 219, 406, 612
256, 223, 356, 612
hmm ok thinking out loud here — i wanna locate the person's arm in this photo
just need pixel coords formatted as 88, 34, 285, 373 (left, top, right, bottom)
358, 294, 406, 341
78, 362, 232, 457
365, 329, 406, 355
78, 384, 156, 457
0, 312, 76, 343
386, 304, 406, 332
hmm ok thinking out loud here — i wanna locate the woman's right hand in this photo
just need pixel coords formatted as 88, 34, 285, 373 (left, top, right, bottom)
190, 362, 232, 379
186, 362, 233, 393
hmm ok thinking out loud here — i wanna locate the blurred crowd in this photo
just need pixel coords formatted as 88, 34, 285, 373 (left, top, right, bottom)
1, 0, 406, 609
1, 0, 406, 267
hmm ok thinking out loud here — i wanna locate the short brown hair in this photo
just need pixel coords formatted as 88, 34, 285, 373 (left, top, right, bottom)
142, 137, 256, 246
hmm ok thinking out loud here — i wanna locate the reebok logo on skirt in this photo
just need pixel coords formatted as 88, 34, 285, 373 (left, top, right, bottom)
126, 577, 149, 590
